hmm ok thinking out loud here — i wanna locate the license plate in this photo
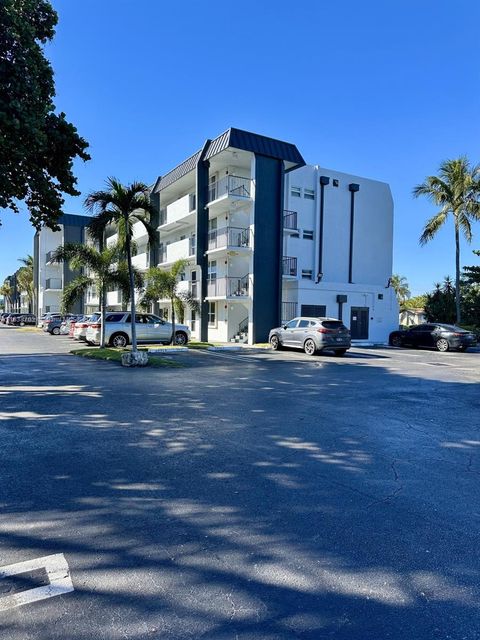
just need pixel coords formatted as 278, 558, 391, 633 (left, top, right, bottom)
336, 338, 343, 342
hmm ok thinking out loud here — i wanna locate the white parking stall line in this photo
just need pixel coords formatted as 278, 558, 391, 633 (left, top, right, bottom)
0, 553, 74, 611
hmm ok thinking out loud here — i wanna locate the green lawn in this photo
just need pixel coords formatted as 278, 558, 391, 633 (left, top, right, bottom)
70, 347, 183, 367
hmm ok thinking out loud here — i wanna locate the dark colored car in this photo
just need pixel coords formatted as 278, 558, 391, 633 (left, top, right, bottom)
5, 313, 22, 325
9, 314, 37, 326
389, 323, 477, 352
0, 312, 10, 323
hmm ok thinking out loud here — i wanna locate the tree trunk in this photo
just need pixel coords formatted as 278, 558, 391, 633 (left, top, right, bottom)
100, 281, 107, 348
455, 222, 461, 325
171, 295, 176, 345
125, 223, 138, 352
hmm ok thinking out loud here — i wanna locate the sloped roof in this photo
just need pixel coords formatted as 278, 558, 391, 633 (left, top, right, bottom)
154, 128, 305, 192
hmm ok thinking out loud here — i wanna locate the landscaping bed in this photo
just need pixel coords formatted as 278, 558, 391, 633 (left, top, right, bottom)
70, 347, 183, 367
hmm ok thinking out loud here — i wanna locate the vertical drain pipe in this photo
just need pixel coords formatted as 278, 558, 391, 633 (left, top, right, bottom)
316, 176, 329, 283
348, 183, 360, 283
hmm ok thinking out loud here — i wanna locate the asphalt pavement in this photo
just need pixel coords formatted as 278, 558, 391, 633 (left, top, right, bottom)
0, 326, 479, 639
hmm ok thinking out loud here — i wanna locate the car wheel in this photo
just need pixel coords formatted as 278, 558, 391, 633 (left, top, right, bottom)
304, 338, 317, 356
52, 326, 60, 335
270, 335, 281, 350
436, 338, 449, 352
391, 335, 403, 347
174, 331, 188, 345
334, 349, 347, 356
20, 321, 25, 326
110, 333, 128, 348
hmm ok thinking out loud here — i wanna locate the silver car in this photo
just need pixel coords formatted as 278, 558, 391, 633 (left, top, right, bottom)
85, 312, 191, 348
269, 317, 351, 356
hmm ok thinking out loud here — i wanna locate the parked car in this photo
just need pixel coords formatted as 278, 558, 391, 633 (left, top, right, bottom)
389, 323, 477, 352
10, 314, 37, 326
5, 313, 23, 325
43, 316, 65, 335
85, 312, 191, 347
60, 316, 79, 335
73, 313, 100, 341
38, 313, 62, 328
269, 317, 351, 356
0, 312, 10, 323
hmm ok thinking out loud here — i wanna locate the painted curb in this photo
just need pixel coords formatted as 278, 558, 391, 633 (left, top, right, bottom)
207, 346, 242, 351
148, 347, 189, 354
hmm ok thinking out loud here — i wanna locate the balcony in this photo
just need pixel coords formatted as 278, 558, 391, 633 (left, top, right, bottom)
282, 257, 297, 277
207, 226, 250, 252
45, 278, 62, 290
206, 275, 249, 299
207, 176, 251, 211
159, 237, 195, 265
131, 252, 149, 270
283, 210, 298, 231
46, 250, 59, 264
159, 192, 196, 231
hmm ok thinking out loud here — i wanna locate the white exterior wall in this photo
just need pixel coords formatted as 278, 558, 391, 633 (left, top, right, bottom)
37, 227, 64, 314
284, 165, 398, 343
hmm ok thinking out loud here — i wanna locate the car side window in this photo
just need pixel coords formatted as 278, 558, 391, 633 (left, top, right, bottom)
284, 319, 299, 329
136, 314, 147, 324
147, 315, 164, 324
298, 320, 309, 328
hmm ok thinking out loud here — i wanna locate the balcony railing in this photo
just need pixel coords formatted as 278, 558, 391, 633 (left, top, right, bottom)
45, 278, 62, 290
282, 257, 297, 277
207, 275, 249, 298
283, 210, 298, 230
208, 175, 251, 203
208, 226, 250, 251
282, 302, 297, 323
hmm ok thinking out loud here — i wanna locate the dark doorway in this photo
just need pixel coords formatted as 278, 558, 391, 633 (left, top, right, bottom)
350, 307, 369, 339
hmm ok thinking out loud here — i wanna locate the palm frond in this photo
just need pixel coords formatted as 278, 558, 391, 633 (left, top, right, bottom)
61, 276, 93, 313
419, 210, 448, 245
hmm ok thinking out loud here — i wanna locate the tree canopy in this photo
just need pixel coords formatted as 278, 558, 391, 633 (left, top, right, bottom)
0, 0, 90, 229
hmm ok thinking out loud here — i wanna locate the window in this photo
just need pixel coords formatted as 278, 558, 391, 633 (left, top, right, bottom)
208, 260, 217, 282
208, 302, 216, 326
333, 179, 339, 187
284, 319, 298, 329
378, 293, 384, 300
301, 304, 326, 317
298, 319, 310, 328
301, 269, 313, 279
105, 313, 124, 322
303, 230, 314, 240
291, 187, 301, 198
304, 189, 315, 200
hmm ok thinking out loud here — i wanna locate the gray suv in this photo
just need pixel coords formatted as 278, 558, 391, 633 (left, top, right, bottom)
85, 312, 191, 347
269, 317, 351, 356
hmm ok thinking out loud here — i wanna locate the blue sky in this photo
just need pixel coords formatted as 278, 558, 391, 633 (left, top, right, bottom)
1, 0, 480, 295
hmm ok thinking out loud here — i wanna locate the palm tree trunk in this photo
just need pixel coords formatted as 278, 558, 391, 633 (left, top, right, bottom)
125, 228, 137, 352
455, 222, 461, 324
171, 295, 176, 345
100, 281, 107, 348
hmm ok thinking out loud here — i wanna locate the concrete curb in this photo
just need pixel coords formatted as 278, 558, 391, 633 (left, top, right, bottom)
147, 347, 189, 354
207, 346, 242, 351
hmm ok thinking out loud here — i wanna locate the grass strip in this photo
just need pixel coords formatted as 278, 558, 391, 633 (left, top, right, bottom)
70, 347, 183, 367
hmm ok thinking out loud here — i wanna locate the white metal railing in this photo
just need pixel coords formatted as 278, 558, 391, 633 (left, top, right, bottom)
208, 175, 251, 203
208, 227, 250, 251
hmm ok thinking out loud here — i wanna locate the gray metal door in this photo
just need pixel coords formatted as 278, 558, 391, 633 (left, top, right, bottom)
350, 307, 369, 340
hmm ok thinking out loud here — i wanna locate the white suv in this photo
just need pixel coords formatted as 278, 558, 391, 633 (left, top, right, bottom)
86, 312, 191, 347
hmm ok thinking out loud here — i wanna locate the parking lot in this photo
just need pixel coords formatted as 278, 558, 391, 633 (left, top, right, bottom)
0, 325, 479, 639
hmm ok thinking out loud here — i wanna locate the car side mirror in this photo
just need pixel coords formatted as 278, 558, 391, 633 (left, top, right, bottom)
283, 325, 288, 330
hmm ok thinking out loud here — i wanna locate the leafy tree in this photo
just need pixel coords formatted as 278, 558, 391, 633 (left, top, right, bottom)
52, 242, 143, 347
424, 278, 457, 324
143, 259, 200, 344
390, 274, 411, 307
463, 249, 480, 285
85, 179, 156, 354
414, 157, 480, 324
0, 0, 90, 229
16, 254, 34, 312
403, 294, 428, 309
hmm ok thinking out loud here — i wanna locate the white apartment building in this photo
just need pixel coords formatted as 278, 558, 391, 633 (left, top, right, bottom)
33, 214, 91, 316
109, 127, 397, 344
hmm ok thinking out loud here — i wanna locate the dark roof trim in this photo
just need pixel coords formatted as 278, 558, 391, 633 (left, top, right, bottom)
156, 128, 305, 192
58, 213, 91, 227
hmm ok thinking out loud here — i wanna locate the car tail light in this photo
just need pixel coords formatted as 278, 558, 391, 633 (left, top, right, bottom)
80, 323, 88, 328
90, 323, 101, 329
317, 328, 334, 334
452, 332, 463, 336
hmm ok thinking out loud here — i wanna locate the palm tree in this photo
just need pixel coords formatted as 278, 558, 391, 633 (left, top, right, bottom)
85, 178, 156, 355
414, 157, 480, 324
17, 254, 34, 312
0, 282, 12, 312
143, 259, 200, 344
390, 274, 410, 307
52, 242, 143, 347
